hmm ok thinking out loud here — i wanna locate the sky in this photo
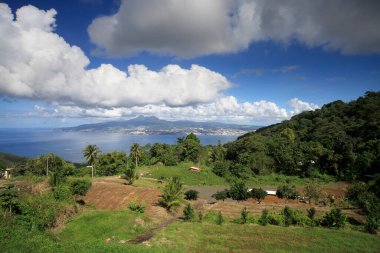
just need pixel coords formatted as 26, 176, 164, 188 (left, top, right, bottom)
0, 0, 379, 128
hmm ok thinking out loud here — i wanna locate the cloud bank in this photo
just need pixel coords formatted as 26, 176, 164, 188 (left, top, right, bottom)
0, 4, 319, 123
89, 0, 380, 58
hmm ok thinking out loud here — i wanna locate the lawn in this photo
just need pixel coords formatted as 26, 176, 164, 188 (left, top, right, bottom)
152, 222, 380, 253
142, 162, 227, 186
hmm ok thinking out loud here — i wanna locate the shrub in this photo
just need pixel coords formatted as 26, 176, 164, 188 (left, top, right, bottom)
216, 211, 224, 225
229, 180, 248, 201
304, 181, 324, 204
159, 177, 183, 211
198, 211, 203, 223
365, 215, 379, 234
307, 207, 316, 220
184, 189, 199, 200
124, 167, 137, 185
282, 206, 296, 226
53, 185, 72, 201
259, 209, 269, 226
276, 185, 299, 200
250, 188, 267, 203
183, 203, 195, 221
70, 179, 92, 196
321, 208, 346, 228
267, 212, 284, 226
214, 189, 229, 201
240, 207, 249, 224
0, 184, 20, 215
128, 199, 146, 213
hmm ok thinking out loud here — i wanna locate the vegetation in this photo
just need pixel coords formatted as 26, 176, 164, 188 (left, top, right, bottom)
70, 179, 92, 196
0, 184, 20, 215
276, 184, 299, 200
159, 177, 184, 211
321, 208, 347, 228
82, 145, 100, 177
183, 203, 195, 221
128, 199, 146, 213
249, 188, 267, 203
124, 166, 137, 185
184, 189, 199, 200
228, 180, 248, 201
130, 143, 142, 168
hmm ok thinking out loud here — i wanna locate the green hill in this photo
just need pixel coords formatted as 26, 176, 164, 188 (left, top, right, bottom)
224, 91, 380, 180
0, 152, 27, 171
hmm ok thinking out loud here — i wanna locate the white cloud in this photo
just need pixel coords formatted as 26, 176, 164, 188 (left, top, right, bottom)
288, 98, 319, 114
0, 4, 230, 108
88, 0, 380, 57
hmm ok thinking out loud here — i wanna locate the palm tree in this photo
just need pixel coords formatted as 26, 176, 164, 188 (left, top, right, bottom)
83, 144, 100, 178
130, 143, 142, 168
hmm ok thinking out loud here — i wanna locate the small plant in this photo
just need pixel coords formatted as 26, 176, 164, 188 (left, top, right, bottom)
240, 207, 249, 224
282, 206, 295, 226
159, 177, 183, 211
307, 207, 316, 220
250, 188, 267, 203
198, 211, 203, 223
128, 199, 146, 213
183, 203, 195, 221
259, 209, 269, 226
0, 184, 20, 215
70, 179, 92, 196
53, 185, 72, 201
321, 208, 346, 228
365, 215, 379, 234
214, 189, 229, 201
184, 189, 199, 200
124, 166, 138, 185
216, 211, 224, 225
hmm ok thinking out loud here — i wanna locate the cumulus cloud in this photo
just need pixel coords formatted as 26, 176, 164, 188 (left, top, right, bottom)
288, 98, 319, 114
0, 4, 230, 108
33, 96, 316, 124
88, 0, 380, 57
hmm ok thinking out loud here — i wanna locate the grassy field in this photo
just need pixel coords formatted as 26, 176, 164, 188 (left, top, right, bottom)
152, 222, 380, 253
142, 162, 227, 186
141, 162, 334, 187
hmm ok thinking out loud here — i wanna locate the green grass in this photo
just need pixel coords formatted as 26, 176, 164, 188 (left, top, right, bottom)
58, 210, 150, 243
152, 222, 380, 253
244, 173, 335, 187
143, 162, 227, 186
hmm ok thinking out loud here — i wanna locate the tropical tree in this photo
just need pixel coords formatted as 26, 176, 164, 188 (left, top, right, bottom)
0, 184, 19, 216
130, 143, 142, 168
124, 166, 137, 185
159, 177, 184, 212
83, 144, 100, 177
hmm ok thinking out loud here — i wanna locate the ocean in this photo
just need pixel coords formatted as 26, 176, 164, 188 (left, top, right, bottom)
0, 128, 237, 163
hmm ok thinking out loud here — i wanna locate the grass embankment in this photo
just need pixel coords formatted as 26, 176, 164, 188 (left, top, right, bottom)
153, 222, 380, 253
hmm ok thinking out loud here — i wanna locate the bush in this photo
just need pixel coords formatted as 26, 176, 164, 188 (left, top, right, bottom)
307, 207, 316, 220
282, 206, 296, 226
128, 199, 146, 213
276, 185, 299, 200
365, 215, 379, 234
229, 180, 248, 201
53, 185, 72, 201
216, 211, 224, 225
124, 167, 137, 185
159, 177, 183, 211
250, 188, 267, 203
70, 179, 92, 196
259, 209, 269, 226
198, 211, 203, 223
240, 207, 249, 224
214, 189, 229, 201
184, 189, 199, 200
321, 208, 346, 228
183, 203, 195, 221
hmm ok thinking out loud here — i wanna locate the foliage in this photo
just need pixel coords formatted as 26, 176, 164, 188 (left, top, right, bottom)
307, 207, 316, 220
26, 153, 75, 177
214, 189, 229, 201
321, 208, 347, 228
216, 211, 224, 225
70, 179, 92, 196
229, 180, 248, 201
282, 206, 296, 226
53, 185, 72, 201
159, 177, 184, 211
365, 215, 379, 234
240, 207, 249, 224
124, 166, 137, 185
128, 199, 146, 213
304, 181, 324, 204
0, 184, 20, 215
259, 209, 269, 226
96, 151, 128, 176
150, 143, 178, 166
82, 145, 100, 176
130, 143, 142, 168
184, 189, 199, 200
276, 184, 299, 200
212, 161, 229, 177
250, 188, 267, 203
183, 203, 195, 221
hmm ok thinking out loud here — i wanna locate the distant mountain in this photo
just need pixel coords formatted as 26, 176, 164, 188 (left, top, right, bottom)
56, 116, 261, 136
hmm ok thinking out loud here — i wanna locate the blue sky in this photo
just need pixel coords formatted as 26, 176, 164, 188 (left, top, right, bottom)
0, 0, 379, 128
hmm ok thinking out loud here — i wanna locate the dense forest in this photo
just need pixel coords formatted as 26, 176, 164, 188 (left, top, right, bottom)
223, 91, 380, 180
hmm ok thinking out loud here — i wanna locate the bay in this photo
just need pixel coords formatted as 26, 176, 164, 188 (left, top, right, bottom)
0, 128, 237, 163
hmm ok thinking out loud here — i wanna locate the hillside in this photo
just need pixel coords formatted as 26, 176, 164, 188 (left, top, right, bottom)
0, 152, 27, 171
224, 91, 380, 180
56, 116, 260, 136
